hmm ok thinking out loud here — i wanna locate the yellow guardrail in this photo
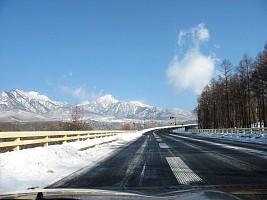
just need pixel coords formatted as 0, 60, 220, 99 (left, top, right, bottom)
191, 127, 267, 134
0, 130, 133, 152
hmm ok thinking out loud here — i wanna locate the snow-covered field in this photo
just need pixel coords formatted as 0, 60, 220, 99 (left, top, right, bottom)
0, 132, 143, 194
173, 130, 267, 144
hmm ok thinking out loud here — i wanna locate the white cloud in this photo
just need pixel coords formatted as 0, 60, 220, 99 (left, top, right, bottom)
59, 85, 89, 100
167, 23, 216, 95
197, 23, 209, 42
59, 85, 104, 101
91, 86, 104, 100
178, 23, 209, 50
167, 50, 215, 94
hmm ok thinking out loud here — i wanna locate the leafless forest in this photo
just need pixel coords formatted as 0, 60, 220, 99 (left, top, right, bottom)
196, 43, 267, 129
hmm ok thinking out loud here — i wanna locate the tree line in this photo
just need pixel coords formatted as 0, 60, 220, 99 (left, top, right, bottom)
196, 43, 267, 129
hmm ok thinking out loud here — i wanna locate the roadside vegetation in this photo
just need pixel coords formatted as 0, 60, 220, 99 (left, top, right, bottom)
196, 43, 267, 129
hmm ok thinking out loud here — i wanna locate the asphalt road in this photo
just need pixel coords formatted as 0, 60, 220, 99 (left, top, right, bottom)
49, 129, 267, 191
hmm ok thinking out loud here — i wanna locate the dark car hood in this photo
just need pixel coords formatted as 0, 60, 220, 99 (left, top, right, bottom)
0, 187, 245, 200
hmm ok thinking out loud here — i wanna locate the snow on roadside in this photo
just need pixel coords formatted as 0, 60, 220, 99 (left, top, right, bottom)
173, 130, 267, 144
0, 132, 143, 194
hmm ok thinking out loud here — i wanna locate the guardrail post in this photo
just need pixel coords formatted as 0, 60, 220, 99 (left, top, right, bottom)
44, 136, 49, 147
63, 135, 67, 143
13, 137, 20, 151
76, 134, 80, 142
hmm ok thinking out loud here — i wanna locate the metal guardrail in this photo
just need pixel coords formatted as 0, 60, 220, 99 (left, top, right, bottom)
191, 128, 267, 134
0, 130, 133, 152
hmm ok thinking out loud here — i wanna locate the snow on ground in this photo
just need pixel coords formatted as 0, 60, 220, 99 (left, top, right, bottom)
0, 132, 143, 194
173, 130, 267, 144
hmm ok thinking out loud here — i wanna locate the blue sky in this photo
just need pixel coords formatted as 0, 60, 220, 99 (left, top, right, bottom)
0, 0, 266, 111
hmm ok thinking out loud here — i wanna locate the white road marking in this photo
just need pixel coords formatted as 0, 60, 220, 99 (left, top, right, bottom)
138, 161, 146, 186
166, 134, 262, 171
159, 143, 169, 149
140, 162, 146, 178
166, 157, 203, 185
119, 138, 147, 187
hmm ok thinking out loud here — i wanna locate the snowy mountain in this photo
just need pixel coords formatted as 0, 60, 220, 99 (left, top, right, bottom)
0, 89, 67, 114
79, 94, 194, 121
0, 89, 68, 122
0, 89, 195, 122
80, 94, 119, 113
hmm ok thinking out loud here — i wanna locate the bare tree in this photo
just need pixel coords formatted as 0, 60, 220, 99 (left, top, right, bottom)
220, 59, 233, 127
197, 43, 267, 129
252, 44, 267, 125
121, 123, 132, 130
70, 104, 85, 131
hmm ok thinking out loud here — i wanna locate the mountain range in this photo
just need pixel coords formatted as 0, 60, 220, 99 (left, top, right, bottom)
0, 89, 195, 122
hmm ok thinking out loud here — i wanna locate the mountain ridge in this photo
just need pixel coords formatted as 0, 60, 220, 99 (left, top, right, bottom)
0, 89, 195, 122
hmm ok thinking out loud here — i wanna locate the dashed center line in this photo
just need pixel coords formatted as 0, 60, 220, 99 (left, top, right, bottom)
119, 138, 147, 187
166, 157, 203, 185
159, 143, 169, 149
154, 132, 204, 185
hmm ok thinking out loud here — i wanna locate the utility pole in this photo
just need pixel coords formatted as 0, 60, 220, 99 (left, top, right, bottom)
170, 116, 177, 126
143, 117, 146, 129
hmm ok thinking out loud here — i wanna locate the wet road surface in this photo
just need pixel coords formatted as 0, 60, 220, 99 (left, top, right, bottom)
48, 129, 267, 190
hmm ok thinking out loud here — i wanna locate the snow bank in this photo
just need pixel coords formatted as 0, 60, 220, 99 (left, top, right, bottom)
173, 130, 267, 144
196, 132, 267, 144
0, 132, 142, 194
